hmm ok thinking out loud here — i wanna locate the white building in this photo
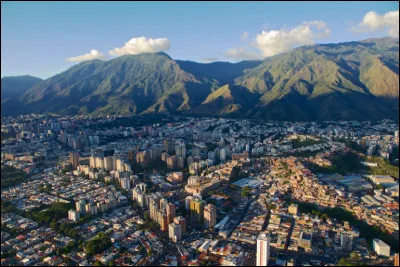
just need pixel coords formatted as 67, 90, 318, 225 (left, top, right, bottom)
257, 233, 270, 266
120, 177, 130, 190
220, 148, 226, 162
373, 239, 390, 257
168, 222, 182, 243
68, 209, 80, 222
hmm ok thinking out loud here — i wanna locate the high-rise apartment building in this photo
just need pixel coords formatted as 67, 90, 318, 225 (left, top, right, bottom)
167, 155, 177, 169
168, 222, 182, 243
257, 233, 270, 266
68, 209, 80, 222
167, 203, 176, 224
175, 143, 186, 158
69, 151, 79, 169
340, 231, 353, 251
190, 198, 205, 226
174, 216, 186, 234
204, 204, 216, 228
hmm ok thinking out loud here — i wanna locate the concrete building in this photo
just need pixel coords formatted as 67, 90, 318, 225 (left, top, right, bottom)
120, 177, 131, 190
69, 151, 79, 170
167, 155, 177, 169
299, 232, 312, 251
85, 203, 98, 215
76, 200, 86, 215
288, 204, 298, 216
104, 156, 114, 171
204, 204, 216, 228
175, 143, 186, 158
177, 156, 185, 169
68, 209, 80, 222
169, 222, 182, 243
174, 216, 186, 234
185, 196, 193, 211
340, 231, 353, 251
190, 198, 205, 226
167, 172, 183, 183
167, 203, 176, 224
373, 239, 390, 257
257, 233, 270, 266
220, 148, 226, 162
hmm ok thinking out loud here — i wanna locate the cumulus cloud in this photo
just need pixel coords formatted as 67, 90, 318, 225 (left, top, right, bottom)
223, 47, 262, 60
351, 10, 399, 38
109, 36, 171, 56
65, 49, 105, 62
241, 31, 249, 41
255, 20, 330, 57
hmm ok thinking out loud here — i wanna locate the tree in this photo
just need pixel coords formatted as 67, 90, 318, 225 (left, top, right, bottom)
338, 258, 355, 266
350, 251, 360, 260
241, 186, 251, 198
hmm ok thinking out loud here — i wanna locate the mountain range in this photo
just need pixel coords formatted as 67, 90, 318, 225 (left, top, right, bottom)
1, 75, 43, 100
1, 37, 399, 121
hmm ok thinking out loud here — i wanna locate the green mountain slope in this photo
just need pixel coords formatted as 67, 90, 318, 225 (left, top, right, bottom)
237, 37, 399, 120
1, 37, 398, 121
1, 75, 43, 100
193, 84, 261, 116
18, 52, 203, 116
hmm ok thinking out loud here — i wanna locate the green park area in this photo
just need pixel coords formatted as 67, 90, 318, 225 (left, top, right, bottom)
1, 165, 28, 189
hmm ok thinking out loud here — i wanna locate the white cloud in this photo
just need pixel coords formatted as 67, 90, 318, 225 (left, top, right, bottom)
109, 36, 171, 56
65, 49, 105, 62
223, 47, 262, 61
255, 20, 330, 57
241, 31, 249, 41
351, 10, 399, 38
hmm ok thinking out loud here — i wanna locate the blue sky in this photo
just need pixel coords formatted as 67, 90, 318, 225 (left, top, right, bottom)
1, 1, 399, 79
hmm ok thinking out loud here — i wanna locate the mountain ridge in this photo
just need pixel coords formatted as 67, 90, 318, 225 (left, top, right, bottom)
2, 37, 399, 121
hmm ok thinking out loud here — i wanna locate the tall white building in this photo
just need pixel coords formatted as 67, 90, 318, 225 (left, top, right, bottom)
373, 239, 390, 257
115, 158, 124, 172
95, 156, 104, 169
120, 177, 130, 190
175, 143, 186, 158
257, 233, 270, 266
219, 148, 226, 162
168, 222, 182, 243
89, 156, 96, 168
68, 209, 80, 222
